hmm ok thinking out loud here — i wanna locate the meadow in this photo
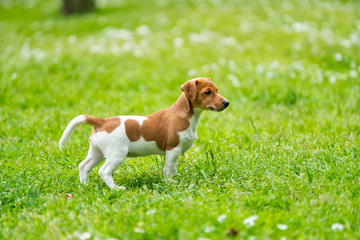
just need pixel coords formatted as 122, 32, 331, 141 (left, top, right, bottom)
0, 0, 359, 239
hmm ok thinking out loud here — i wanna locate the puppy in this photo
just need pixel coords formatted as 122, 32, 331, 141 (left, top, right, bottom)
59, 77, 229, 189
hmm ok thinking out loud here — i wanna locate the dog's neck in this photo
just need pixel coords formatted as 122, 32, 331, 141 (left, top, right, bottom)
169, 92, 203, 131
170, 93, 194, 116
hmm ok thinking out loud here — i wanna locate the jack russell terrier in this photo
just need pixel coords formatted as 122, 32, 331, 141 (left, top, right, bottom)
59, 77, 229, 190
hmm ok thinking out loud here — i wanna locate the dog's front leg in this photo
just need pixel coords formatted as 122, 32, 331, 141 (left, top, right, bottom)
163, 148, 182, 178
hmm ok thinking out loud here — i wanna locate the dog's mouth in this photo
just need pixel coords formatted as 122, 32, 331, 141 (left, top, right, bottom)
207, 106, 224, 112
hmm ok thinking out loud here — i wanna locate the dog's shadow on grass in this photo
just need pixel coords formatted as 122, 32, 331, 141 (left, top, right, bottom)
117, 172, 165, 191
87, 170, 170, 193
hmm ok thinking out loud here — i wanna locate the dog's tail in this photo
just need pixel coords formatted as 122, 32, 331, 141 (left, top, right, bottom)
59, 115, 105, 149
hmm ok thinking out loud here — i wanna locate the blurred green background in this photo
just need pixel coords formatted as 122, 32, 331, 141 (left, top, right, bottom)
0, 0, 360, 239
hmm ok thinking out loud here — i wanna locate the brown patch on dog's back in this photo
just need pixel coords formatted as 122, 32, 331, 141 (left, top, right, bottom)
100, 117, 121, 133
142, 93, 192, 151
85, 115, 121, 133
85, 115, 105, 128
142, 110, 168, 151
125, 119, 141, 141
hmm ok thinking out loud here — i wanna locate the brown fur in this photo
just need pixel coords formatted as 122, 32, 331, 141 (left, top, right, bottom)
85, 115, 121, 133
85, 115, 105, 128
124, 119, 141, 141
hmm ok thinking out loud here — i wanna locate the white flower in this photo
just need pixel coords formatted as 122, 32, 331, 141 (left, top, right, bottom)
136, 25, 151, 36
270, 61, 280, 69
239, 22, 252, 33
133, 49, 143, 58
243, 215, 258, 227
331, 223, 344, 231
20, 45, 46, 61
11, 72, 17, 80
68, 35, 77, 44
329, 75, 337, 84
349, 70, 358, 78
72, 231, 80, 237
204, 226, 215, 233
293, 43, 302, 51
227, 74, 240, 87
114, 185, 127, 190
217, 214, 227, 223
219, 37, 237, 46
187, 70, 197, 77
340, 39, 351, 48
256, 64, 264, 74
79, 232, 91, 240
110, 45, 121, 56
122, 42, 136, 52
334, 53, 343, 61
277, 224, 288, 230
134, 227, 145, 233
265, 71, 274, 79
228, 60, 237, 72
146, 209, 156, 215
89, 44, 104, 54
350, 33, 358, 43
219, 59, 227, 66
292, 22, 309, 32
103, 27, 133, 41
71, 232, 91, 240
350, 61, 357, 69
189, 33, 208, 43
320, 28, 334, 45
173, 37, 184, 48
292, 60, 304, 71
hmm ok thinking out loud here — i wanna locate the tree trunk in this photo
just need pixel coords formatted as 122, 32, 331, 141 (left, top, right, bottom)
61, 0, 95, 16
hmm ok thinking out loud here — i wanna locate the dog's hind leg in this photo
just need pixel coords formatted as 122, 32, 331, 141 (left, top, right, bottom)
79, 144, 104, 185
98, 151, 127, 190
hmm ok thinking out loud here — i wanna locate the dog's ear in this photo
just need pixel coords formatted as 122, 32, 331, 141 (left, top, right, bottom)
181, 79, 198, 101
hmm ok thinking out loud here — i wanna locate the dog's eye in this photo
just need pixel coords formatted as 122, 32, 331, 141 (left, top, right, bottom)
204, 90, 211, 95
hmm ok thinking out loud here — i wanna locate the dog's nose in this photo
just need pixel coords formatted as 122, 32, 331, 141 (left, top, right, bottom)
223, 100, 230, 108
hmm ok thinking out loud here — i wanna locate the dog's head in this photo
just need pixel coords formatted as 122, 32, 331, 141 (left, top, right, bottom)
181, 77, 229, 111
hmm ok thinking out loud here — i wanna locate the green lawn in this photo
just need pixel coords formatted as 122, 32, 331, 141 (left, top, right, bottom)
1, 0, 360, 239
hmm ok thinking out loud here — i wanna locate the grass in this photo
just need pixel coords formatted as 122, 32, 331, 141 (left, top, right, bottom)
1, 0, 360, 239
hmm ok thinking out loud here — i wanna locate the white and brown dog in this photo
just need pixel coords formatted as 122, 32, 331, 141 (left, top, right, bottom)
59, 77, 229, 189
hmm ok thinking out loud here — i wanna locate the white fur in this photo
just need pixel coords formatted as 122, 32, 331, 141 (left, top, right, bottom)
59, 115, 86, 149
61, 111, 203, 190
